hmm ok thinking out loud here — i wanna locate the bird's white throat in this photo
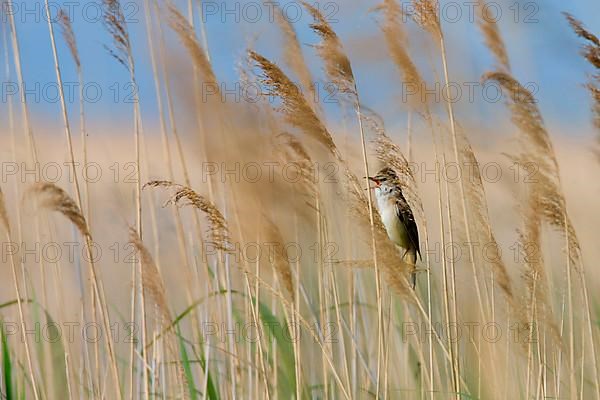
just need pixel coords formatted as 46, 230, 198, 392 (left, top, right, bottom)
374, 185, 408, 247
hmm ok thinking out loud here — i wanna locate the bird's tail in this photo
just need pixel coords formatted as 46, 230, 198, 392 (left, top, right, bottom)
404, 249, 418, 289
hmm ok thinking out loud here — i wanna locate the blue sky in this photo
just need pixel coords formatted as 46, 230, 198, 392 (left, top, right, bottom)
3, 0, 600, 139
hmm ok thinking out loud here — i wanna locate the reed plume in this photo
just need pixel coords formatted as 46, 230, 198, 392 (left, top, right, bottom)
564, 13, 600, 157
129, 227, 172, 325
301, 1, 355, 95
102, 0, 131, 70
27, 182, 89, 237
273, 132, 317, 197
475, 0, 510, 71
57, 10, 80, 68
377, 0, 426, 108
144, 181, 230, 251
262, 215, 295, 300
249, 51, 336, 151
273, 4, 316, 104
517, 195, 554, 324
564, 13, 600, 70
57, 7, 91, 224
411, 0, 441, 38
459, 134, 512, 299
167, 2, 217, 86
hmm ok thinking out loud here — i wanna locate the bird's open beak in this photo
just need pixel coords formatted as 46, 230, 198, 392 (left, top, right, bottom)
367, 176, 380, 190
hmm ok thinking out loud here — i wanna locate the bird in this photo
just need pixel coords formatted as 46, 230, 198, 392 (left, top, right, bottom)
368, 167, 421, 288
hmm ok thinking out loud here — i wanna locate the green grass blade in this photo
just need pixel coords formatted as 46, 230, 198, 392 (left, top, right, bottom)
2, 321, 15, 400
176, 324, 198, 400
255, 298, 296, 398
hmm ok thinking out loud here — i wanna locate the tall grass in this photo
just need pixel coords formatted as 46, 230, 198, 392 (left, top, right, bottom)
1, 1, 599, 399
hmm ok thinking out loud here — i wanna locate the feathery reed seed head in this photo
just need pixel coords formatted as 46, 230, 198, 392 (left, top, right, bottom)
27, 182, 89, 237
167, 2, 217, 86
302, 1, 356, 96
102, 0, 131, 70
144, 181, 230, 251
129, 227, 172, 325
57, 9, 80, 68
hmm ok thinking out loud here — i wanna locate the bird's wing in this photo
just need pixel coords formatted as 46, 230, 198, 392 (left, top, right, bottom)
395, 198, 421, 259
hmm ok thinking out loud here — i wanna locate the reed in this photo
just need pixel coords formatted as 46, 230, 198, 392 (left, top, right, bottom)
0, 187, 39, 400
486, 69, 598, 399
27, 182, 121, 397
3, 1, 600, 398
564, 13, 600, 156
102, 0, 147, 396
475, 0, 510, 71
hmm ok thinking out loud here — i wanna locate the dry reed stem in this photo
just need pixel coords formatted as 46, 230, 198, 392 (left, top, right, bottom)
242, 260, 351, 399
45, 6, 101, 393
166, 5, 240, 390
144, 181, 230, 251
4, 17, 45, 400
0, 188, 9, 233
414, 6, 470, 392
102, 2, 145, 395
57, 6, 90, 224
141, 12, 207, 394
0, 187, 40, 400
45, 0, 87, 235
